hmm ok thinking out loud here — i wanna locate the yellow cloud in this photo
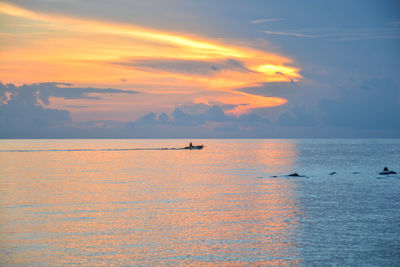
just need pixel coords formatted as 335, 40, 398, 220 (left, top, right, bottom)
0, 2, 301, 115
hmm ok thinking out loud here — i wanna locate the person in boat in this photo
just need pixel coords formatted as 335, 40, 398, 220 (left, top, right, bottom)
189, 142, 193, 148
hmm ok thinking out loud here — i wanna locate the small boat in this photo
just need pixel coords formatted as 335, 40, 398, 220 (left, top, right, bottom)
184, 145, 204, 150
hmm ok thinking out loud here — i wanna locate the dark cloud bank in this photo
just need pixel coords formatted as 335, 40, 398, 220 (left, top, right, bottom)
1, 80, 399, 138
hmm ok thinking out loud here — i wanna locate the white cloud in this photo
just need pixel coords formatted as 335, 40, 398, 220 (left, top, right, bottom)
251, 18, 282, 24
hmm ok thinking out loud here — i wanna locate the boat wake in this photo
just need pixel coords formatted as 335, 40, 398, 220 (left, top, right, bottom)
0, 147, 187, 152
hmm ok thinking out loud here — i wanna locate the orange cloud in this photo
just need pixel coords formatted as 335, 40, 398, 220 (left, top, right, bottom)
0, 2, 301, 116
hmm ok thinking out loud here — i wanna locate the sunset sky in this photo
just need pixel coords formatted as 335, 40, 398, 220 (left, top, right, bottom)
1, 0, 399, 138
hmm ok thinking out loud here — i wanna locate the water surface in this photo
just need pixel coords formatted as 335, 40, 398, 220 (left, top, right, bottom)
1, 139, 399, 266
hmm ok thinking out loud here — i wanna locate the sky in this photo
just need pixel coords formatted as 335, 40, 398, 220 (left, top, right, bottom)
1, 0, 400, 138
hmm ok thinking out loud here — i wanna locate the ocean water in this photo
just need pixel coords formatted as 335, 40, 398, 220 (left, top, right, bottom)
0, 139, 399, 266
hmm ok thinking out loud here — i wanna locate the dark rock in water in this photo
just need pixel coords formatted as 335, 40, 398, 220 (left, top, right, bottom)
271, 175, 278, 178
288, 173, 305, 177
379, 167, 397, 175
386, 171, 396, 174
329, 172, 337, 175
353, 172, 360, 174
380, 171, 397, 175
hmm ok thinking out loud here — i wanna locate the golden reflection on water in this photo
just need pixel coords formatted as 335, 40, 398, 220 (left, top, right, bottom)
0, 139, 301, 266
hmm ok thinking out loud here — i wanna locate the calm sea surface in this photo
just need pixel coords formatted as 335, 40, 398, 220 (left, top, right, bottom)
1, 139, 399, 266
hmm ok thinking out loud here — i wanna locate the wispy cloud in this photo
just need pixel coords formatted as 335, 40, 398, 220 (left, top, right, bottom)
263, 27, 400, 40
387, 19, 400, 28
329, 29, 400, 41
251, 18, 282, 24
116, 58, 253, 76
263, 30, 315, 38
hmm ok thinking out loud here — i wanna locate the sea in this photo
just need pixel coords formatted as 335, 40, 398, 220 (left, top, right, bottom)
0, 139, 399, 266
